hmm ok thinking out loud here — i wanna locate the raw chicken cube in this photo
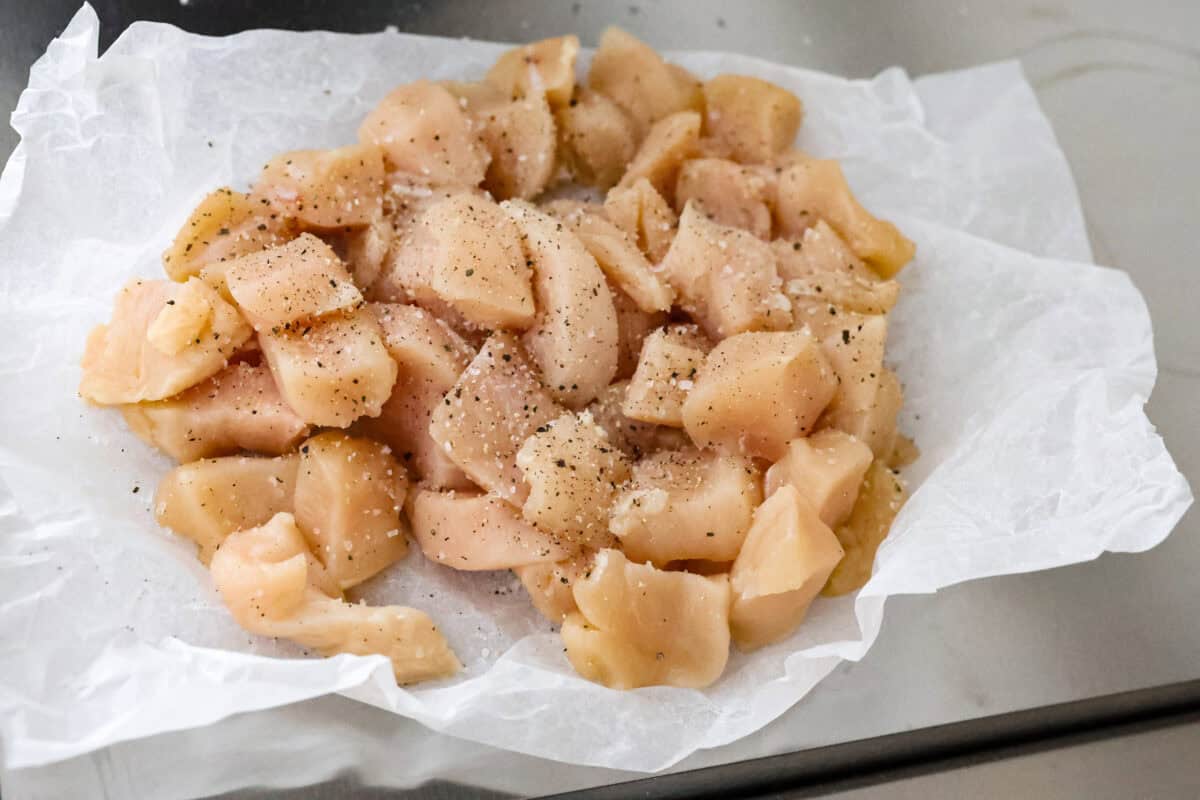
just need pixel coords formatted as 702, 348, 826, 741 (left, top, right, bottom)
80, 278, 252, 405
476, 94, 557, 200
729, 486, 844, 650
323, 211, 393, 291
622, 325, 709, 427
353, 303, 475, 489
502, 201, 619, 407
293, 432, 410, 590
701, 74, 803, 164
358, 80, 490, 187
514, 551, 594, 623
823, 460, 906, 596
821, 367, 904, 460
155, 454, 298, 563
610, 284, 668, 380
439, 80, 508, 113
550, 205, 673, 313
765, 430, 873, 527
604, 178, 678, 263
674, 157, 772, 239
784, 269, 900, 318
144, 277, 214, 356
617, 111, 701, 204
682, 329, 837, 460
162, 187, 293, 282
253, 143, 384, 229
773, 159, 915, 277
383, 193, 535, 330
610, 448, 761, 565
122, 361, 309, 463
588, 27, 703, 139
659, 203, 792, 339
222, 234, 363, 331
561, 549, 730, 689
486, 35, 581, 108
555, 87, 637, 189
210, 512, 460, 684
585, 381, 691, 460
771, 219, 878, 282
258, 306, 398, 427
817, 315, 901, 457
515, 411, 631, 546
429, 332, 564, 503
408, 489, 576, 570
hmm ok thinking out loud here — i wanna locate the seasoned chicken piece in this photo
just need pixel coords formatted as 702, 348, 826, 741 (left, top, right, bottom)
502, 201, 619, 407
622, 325, 709, 427
476, 94, 557, 200
775, 222, 900, 316
611, 285, 668, 380
144, 277, 215, 356
551, 206, 673, 313
561, 549, 730, 689
773, 159, 915, 277
765, 430, 873, 528
162, 187, 293, 282
604, 178, 678, 263
516, 411, 630, 546
701, 74, 803, 164
888, 433, 920, 470
440, 79, 508, 113
610, 448, 761, 565
486, 35, 581, 108
514, 550, 594, 623
729, 486, 844, 650
675, 158, 772, 239
617, 111, 701, 204
253, 143, 384, 230
323, 211, 393, 292
555, 87, 637, 189
380, 193, 535, 330
659, 203, 792, 339
259, 306, 397, 427
429, 332, 564, 503
823, 460, 906, 596
817, 315, 901, 458
353, 304, 475, 489
785, 269, 900, 318
358, 80, 490, 186
211, 512, 460, 684
123, 361, 309, 463
80, 278, 252, 405
821, 367, 903, 461
585, 381, 691, 460
155, 454, 298, 563
222, 234, 363, 332
682, 330, 836, 460
408, 489, 576, 570
587, 27, 703, 139
292, 432, 409, 590
771, 219, 877, 282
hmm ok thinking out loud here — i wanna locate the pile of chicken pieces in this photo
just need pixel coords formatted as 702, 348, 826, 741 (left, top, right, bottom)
79, 28, 916, 690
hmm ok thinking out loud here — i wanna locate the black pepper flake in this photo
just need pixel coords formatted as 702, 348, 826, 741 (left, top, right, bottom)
841, 329, 851, 344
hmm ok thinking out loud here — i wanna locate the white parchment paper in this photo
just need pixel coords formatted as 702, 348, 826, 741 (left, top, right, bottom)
0, 5, 1190, 774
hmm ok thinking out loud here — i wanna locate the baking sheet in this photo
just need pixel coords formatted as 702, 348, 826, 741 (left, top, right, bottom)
0, 4, 1189, 773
